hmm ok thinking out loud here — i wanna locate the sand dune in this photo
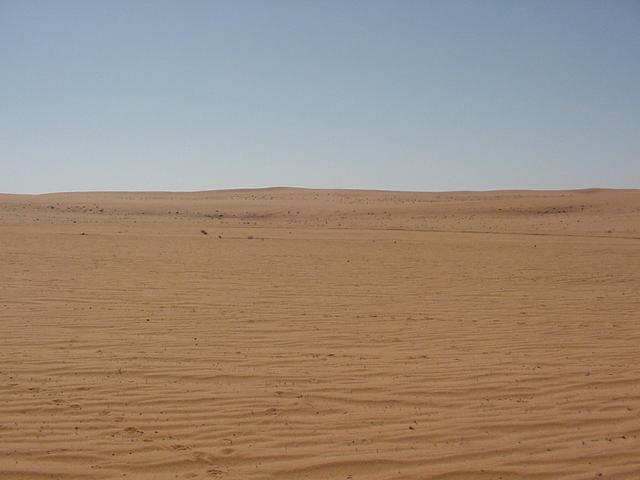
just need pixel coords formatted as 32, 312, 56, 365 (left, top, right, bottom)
1, 188, 639, 479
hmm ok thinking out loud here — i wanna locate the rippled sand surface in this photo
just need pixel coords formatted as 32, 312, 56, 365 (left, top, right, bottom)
1, 188, 639, 480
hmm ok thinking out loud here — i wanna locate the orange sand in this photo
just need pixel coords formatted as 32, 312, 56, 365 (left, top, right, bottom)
1, 188, 639, 479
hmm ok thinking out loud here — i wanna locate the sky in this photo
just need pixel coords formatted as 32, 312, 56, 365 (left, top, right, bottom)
1, 0, 639, 193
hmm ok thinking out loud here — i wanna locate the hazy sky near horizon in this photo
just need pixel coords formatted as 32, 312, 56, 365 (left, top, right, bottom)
1, 0, 639, 193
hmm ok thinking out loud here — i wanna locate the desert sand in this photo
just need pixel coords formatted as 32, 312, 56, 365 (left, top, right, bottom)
1, 187, 639, 480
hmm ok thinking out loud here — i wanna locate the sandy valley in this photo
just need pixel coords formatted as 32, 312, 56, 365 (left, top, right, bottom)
1, 188, 639, 480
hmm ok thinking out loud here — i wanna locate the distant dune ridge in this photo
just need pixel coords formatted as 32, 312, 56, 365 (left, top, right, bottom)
1, 188, 639, 479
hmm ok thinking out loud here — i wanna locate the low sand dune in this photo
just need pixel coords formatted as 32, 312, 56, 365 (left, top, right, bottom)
1, 188, 639, 479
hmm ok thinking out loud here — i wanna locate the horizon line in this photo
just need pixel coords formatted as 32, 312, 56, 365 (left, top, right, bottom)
2, 186, 639, 197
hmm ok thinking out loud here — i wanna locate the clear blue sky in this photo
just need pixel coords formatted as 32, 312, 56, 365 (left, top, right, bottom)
1, 0, 639, 193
